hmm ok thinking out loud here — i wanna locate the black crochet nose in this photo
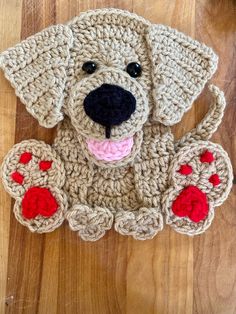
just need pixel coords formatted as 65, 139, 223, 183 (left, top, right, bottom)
83, 84, 136, 138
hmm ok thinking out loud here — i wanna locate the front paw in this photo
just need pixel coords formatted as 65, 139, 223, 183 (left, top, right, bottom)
114, 208, 163, 240
66, 204, 114, 241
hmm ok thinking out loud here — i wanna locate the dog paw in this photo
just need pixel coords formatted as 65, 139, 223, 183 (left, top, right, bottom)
1, 140, 67, 232
163, 141, 233, 235
66, 204, 114, 241
114, 208, 163, 240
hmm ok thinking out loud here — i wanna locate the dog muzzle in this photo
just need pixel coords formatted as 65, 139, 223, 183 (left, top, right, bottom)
83, 83, 136, 161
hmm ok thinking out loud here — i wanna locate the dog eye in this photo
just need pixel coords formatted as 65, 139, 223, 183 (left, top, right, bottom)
82, 61, 97, 74
126, 62, 142, 78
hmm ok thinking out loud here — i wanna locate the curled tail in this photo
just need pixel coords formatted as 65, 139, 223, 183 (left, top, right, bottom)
176, 84, 226, 150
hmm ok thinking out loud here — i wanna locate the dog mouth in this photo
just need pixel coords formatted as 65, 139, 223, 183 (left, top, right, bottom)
86, 136, 134, 161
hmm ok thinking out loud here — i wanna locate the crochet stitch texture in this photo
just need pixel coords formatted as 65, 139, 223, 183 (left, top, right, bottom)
0, 9, 233, 241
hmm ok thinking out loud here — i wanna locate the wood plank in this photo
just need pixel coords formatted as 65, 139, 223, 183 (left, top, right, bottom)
56, 3, 131, 314
5, 1, 57, 313
194, 1, 236, 313
128, 1, 195, 313
0, 0, 22, 312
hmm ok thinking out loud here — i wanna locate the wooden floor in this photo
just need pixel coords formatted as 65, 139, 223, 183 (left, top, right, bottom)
0, 0, 235, 313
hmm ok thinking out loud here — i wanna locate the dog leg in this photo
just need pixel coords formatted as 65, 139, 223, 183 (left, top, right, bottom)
162, 141, 233, 235
1, 140, 67, 233
66, 204, 114, 241
114, 208, 163, 240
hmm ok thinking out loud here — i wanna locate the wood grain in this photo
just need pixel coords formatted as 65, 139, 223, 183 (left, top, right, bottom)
0, 1, 235, 313
0, 1, 22, 313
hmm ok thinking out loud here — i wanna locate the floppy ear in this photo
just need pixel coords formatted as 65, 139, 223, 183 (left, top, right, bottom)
146, 24, 218, 126
0, 25, 73, 128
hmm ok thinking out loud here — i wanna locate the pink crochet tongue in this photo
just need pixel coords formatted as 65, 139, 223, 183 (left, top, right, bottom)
86, 137, 134, 161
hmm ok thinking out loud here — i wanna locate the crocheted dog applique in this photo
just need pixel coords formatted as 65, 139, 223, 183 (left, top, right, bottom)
0, 9, 233, 240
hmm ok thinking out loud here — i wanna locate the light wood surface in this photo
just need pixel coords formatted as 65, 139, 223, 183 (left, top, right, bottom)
0, 1, 235, 313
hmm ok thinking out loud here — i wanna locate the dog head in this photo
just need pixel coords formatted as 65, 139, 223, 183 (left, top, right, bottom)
0, 9, 218, 167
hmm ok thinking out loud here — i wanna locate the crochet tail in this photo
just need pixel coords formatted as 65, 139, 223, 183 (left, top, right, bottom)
176, 84, 226, 150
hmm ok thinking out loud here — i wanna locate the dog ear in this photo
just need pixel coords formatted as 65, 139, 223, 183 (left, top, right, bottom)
146, 24, 218, 126
0, 25, 73, 128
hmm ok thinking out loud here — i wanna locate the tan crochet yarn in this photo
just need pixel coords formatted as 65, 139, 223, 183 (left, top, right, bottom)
0, 9, 233, 241
1, 140, 67, 232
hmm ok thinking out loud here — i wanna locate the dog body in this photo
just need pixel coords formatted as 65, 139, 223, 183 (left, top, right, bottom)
0, 9, 232, 240
53, 118, 173, 212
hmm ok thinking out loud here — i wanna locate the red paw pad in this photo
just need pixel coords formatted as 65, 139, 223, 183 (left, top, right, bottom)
209, 174, 221, 186
178, 164, 193, 175
172, 186, 209, 223
19, 152, 32, 164
200, 150, 214, 163
39, 160, 52, 171
11, 171, 24, 184
22, 186, 58, 219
